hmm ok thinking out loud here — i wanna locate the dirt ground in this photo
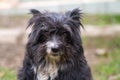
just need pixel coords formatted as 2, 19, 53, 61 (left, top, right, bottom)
0, 43, 25, 70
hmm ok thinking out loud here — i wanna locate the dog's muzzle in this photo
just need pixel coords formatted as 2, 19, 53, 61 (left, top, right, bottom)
46, 40, 61, 57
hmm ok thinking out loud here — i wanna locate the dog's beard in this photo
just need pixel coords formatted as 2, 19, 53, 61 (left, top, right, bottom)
45, 54, 61, 64
31, 45, 79, 80
31, 43, 75, 71
36, 48, 62, 66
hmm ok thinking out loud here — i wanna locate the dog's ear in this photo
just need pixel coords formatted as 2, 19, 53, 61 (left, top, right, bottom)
66, 8, 83, 28
30, 9, 41, 16
27, 9, 42, 28
70, 8, 82, 22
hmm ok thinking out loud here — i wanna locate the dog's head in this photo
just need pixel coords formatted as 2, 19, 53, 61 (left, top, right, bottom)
27, 8, 83, 67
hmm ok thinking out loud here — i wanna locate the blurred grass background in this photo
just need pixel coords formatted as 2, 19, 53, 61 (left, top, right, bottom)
83, 15, 120, 26
0, 67, 16, 80
83, 36, 120, 80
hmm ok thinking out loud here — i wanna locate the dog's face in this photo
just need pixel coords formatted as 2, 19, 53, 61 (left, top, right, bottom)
27, 8, 83, 66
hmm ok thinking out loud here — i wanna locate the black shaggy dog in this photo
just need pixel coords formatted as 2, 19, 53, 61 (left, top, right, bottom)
18, 8, 93, 80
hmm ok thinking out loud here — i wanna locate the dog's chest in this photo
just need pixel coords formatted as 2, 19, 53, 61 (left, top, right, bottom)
36, 65, 58, 80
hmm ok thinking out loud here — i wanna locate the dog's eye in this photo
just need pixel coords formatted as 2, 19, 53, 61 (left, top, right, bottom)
63, 31, 71, 37
66, 36, 73, 44
63, 32, 73, 44
38, 34, 47, 44
63, 32, 66, 36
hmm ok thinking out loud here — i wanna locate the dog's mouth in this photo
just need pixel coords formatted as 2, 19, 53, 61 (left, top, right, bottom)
45, 52, 61, 63
46, 47, 61, 57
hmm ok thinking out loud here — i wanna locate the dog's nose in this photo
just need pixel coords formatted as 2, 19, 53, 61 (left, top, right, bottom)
51, 48, 59, 53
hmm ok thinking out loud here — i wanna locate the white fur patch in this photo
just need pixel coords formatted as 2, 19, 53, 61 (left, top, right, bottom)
34, 64, 58, 80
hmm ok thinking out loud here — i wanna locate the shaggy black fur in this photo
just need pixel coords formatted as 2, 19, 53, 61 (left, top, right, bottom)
17, 8, 93, 80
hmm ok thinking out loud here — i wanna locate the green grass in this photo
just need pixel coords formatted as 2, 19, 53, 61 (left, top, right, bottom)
82, 14, 120, 26
0, 67, 16, 80
93, 49, 120, 80
83, 36, 120, 80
